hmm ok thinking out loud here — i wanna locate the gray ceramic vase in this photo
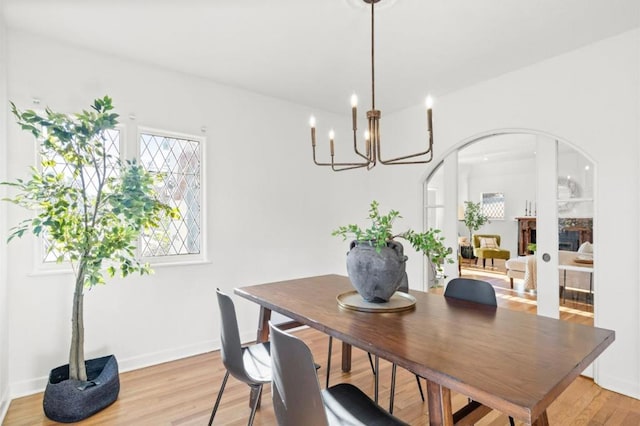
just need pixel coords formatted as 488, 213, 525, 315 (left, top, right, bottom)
346, 240, 408, 302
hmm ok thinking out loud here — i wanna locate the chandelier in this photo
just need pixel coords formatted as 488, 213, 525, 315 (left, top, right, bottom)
309, 0, 434, 171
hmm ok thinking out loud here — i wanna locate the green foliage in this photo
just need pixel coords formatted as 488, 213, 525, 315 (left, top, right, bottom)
332, 200, 400, 252
332, 200, 453, 272
2, 96, 177, 287
463, 200, 490, 240
527, 243, 537, 253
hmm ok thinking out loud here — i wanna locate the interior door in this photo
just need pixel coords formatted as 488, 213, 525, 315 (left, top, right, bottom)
535, 136, 560, 318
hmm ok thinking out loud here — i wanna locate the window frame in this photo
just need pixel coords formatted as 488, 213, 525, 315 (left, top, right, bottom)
136, 126, 207, 266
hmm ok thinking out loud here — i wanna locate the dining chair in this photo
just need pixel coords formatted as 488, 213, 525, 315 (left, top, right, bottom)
208, 289, 272, 426
444, 277, 498, 306
269, 322, 409, 426
443, 278, 515, 426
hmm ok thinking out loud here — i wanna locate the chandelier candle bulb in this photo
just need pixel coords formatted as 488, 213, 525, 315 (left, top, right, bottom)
351, 93, 358, 130
329, 130, 335, 156
309, 116, 316, 146
426, 96, 433, 133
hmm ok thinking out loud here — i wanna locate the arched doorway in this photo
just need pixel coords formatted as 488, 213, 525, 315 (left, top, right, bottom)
423, 129, 595, 325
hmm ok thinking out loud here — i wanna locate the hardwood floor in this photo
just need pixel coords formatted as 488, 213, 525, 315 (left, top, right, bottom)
4, 275, 630, 425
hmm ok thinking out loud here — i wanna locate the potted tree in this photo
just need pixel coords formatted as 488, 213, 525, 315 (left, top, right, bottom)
461, 200, 490, 259
333, 200, 453, 300
2, 96, 175, 422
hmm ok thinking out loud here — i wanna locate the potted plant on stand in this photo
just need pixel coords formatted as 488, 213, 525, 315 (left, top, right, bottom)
2, 96, 175, 422
332, 200, 453, 300
461, 200, 490, 259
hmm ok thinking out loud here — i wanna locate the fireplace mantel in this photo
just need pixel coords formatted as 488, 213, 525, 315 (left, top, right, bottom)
515, 217, 593, 255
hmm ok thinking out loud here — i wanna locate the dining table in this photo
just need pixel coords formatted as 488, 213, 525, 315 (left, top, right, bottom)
235, 274, 615, 425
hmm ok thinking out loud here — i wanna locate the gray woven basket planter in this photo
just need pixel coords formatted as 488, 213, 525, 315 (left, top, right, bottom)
43, 354, 120, 423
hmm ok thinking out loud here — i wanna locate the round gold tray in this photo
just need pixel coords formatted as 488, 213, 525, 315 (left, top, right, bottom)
337, 290, 416, 313
574, 257, 593, 265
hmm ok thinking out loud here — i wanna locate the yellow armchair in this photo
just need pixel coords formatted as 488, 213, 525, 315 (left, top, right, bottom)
472, 234, 511, 268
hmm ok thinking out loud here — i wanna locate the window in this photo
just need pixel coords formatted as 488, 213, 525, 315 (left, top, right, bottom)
481, 192, 505, 219
41, 128, 121, 263
39, 126, 204, 267
139, 130, 202, 259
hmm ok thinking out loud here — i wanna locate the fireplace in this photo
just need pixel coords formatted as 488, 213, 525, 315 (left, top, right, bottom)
516, 217, 592, 255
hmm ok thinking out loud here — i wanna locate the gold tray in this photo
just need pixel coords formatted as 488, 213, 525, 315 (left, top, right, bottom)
574, 257, 593, 265
337, 290, 416, 313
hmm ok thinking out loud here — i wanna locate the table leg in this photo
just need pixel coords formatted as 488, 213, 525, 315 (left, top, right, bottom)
426, 379, 454, 426
341, 341, 352, 372
532, 410, 549, 425
250, 306, 272, 409
256, 306, 271, 343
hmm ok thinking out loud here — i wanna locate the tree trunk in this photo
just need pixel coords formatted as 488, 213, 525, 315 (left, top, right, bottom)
69, 263, 86, 381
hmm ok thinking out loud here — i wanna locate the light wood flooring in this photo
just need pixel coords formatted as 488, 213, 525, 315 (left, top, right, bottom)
4, 270, 631, 425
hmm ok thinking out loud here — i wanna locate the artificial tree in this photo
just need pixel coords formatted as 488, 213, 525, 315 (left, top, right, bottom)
3, 96, 175, 382
462, 200, 490, 242
461, 201, 490, 259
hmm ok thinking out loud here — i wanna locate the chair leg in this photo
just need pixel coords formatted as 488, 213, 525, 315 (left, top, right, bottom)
415, 374, 425, 401
482, 258, 486, 268
374, 355, 379, 403
389, 363, 397, 414
509, 416, 515, 426
208, 370, 229, 426
326, 336, 333, 388
367, 352, 376, 375
247, 384, 262, 426
510, 277, 514, 288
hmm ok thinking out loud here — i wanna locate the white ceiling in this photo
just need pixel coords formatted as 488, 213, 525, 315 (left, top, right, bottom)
3, 0, 640, 114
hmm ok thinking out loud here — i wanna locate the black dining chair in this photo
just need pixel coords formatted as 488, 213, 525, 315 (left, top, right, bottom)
443, 278, 515, 426
269, 322, 409, 426
444, 277, 498, 306
208, 289, 272, 426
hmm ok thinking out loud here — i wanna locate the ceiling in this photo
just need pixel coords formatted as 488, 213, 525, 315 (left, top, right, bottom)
3, 0, 640, 114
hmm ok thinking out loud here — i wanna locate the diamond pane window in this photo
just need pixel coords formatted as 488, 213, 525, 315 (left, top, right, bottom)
481, 192, 505, 219
42, 129, 120, 262
139, 132, 201, 257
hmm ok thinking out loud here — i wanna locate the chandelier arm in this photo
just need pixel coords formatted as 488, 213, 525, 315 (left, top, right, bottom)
378, 145, 434, 164
352, 130, 371, 161
331, 162, 370, 171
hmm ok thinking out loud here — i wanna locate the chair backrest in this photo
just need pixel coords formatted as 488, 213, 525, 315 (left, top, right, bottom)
269, 323, 328, 426
216, 289, 252, 382
444, 278, 497, 306
473, 234, 502, 248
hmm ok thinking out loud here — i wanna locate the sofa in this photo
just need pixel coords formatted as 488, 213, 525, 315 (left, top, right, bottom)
505, 248, 593, 292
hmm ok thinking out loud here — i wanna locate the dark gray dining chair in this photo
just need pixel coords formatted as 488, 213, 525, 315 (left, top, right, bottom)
444, 277, 498, 306
208, 289, 272, 426
269, 322, 409, 426
443, 278, 515, 426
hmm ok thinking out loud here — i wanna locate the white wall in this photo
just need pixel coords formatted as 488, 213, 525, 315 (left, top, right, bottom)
380, 29, 640, 398
5, 30, 370, 397
0, 0, 11, 419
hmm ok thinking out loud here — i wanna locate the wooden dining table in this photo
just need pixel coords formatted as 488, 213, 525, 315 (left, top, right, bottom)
235, 274, 615, 425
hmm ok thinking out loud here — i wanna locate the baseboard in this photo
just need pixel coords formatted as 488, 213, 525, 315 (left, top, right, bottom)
0, 386, 10, 424
597, 372, 640, 400
10, 338, 221, 399
117, 339, 219, 375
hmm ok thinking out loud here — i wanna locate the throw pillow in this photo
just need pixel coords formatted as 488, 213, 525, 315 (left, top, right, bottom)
480, 237, 498, 249
578, 241, 593, 254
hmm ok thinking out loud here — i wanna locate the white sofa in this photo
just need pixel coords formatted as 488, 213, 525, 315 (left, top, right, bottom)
505, 249, 593, 292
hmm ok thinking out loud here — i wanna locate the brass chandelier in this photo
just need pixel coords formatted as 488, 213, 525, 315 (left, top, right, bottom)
310, 0, 434, 171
